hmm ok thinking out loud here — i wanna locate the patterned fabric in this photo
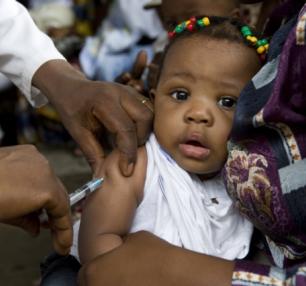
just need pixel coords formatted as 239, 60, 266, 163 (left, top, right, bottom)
222, 2, 306, 285
233, 260, 306, 286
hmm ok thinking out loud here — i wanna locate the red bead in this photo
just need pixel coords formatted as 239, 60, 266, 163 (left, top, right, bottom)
168, 31, 175, 38
187, 24, 194, 31
190, 17, 196, 24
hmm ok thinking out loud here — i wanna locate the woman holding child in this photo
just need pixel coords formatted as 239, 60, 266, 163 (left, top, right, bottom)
78, 0, 306, 285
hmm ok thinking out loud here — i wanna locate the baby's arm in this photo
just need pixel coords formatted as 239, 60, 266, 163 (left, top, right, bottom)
78, 147, 147, 264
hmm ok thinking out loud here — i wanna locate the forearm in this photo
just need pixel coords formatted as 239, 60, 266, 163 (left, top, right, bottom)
165, 245, 234, 286
80, 233, 123, 265
78, 231, 235, 286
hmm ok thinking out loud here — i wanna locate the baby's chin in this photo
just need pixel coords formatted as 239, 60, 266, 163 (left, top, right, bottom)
177, 160, 221, 180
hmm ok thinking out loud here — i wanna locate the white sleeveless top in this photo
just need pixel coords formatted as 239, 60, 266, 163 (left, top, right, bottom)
129, 134, 253, 260
71, 134, 253, 260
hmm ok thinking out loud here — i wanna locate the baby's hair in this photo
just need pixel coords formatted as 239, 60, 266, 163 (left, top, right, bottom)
155, 16, 267, 86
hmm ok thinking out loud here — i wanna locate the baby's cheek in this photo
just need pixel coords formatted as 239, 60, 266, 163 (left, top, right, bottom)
216, 140, 230, 164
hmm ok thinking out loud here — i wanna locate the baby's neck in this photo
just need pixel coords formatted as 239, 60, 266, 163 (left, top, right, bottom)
197, 172, 220, 181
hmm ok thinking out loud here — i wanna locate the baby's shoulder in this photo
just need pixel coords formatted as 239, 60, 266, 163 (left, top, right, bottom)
102, 147, 148, 200
103, 146, 147, 174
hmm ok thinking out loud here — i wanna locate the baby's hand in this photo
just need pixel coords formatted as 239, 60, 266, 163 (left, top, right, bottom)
115, 50, 148, 94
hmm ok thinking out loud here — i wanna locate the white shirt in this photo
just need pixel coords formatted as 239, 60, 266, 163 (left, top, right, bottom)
71, 134, 253, 261
0, 0, 65, 106
130, 134, 253, 260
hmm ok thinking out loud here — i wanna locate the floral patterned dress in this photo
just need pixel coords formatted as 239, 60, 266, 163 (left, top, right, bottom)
223, 2, 306, 285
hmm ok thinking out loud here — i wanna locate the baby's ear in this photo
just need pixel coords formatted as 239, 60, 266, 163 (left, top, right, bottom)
149, 89, 156, 102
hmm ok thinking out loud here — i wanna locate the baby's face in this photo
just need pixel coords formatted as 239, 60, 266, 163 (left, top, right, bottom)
153, 36, 260, 178
161, 0, 239, 30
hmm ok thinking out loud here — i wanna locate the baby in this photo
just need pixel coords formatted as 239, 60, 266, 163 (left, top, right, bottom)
76, 16, 266, 264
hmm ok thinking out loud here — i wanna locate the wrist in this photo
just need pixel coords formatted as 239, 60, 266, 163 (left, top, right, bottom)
32, 59, 87, 106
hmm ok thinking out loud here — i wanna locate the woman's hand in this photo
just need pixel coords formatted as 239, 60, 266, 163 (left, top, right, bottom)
78, 231, 234, 286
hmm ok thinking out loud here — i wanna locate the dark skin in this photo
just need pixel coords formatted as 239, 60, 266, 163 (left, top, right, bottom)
77, 27, 262, 286
33, 59, 153, 176
1, 59, 153, 255
78, 232, 235, 286
0, 145, 72, 255
77, 1, 285, 285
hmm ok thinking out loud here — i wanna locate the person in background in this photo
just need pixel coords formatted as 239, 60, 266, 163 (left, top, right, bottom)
0, 0, 152, 260
78, 0, 164, 82
78, 1, 306, 286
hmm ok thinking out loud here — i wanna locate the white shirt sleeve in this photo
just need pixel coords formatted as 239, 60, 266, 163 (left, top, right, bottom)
0, 0, 66, 106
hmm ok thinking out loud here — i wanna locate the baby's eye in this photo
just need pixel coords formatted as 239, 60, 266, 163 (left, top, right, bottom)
171, 90, 189, 101
218, 97, 237, 109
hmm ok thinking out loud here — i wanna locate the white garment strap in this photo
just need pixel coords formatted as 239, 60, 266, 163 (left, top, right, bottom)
146, 134, 253, 260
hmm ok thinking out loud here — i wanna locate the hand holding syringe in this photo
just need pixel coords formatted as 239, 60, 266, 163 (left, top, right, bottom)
40, 178, 104, 223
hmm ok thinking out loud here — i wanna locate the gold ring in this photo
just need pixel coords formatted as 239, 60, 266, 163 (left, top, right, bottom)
139, 98, 153, 113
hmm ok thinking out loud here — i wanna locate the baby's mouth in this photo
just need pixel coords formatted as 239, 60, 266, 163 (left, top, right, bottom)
179, 139, 210, 160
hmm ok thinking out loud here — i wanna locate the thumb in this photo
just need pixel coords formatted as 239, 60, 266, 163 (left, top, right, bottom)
67, 125, 106, 174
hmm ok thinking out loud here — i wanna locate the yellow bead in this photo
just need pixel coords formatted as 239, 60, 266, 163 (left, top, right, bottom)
203, 17, 210, 26
185, 20, 191, 25
250, 36, 258, 44
264, 44, 269, 50
257, 46, 265, 54
246, 36, 257, 45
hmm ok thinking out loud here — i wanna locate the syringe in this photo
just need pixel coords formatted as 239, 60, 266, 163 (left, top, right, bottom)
40, 177, 104, 222
69, 177, 104, 206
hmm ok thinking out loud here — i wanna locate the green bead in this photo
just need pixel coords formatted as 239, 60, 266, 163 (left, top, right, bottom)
175, 25, 184, 33
241, 26, 250, 33
256, 39, 263, 47
261, 38, 268, 45
197, 20, 204, 27
242, 30, 252, 36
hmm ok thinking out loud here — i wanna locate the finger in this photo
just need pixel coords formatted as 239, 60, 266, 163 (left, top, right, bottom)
120, 93, 153, 146
127, 80, 145, 94
117, 128, 137, 177
121, 73, 132, 83
44, 179, 73, 255
50, 214, 73, 255
67, 123, 105, 174
116, 72, 132, 84
92, 103, 138, 176
131, 50, 148, 79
